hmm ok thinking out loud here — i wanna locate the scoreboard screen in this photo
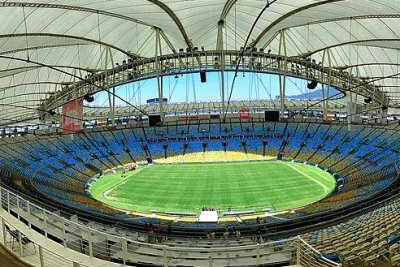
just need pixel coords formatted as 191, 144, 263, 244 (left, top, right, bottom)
265, 111, 280, 122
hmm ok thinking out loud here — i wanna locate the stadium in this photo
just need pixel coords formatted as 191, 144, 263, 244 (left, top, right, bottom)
0, 1, 399, 267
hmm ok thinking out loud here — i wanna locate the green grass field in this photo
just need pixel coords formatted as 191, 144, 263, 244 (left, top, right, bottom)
89, 160, 336, 214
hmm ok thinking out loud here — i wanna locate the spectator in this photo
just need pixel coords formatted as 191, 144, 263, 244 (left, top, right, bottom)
210, 231, 216, 239
231, 227, 237, 236
236, 229, 241, 238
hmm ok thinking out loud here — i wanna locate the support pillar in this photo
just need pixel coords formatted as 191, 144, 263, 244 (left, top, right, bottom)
42, 210, 47, 238
217, 21, 225, 119
122, 238, 127, 266
163, 245, 168, 267
62, 218, 67, 248
39, 246, 44, 267
88, 230, 93, 258
347, 91, 353, 131
296, 239, 301, 264
2, 218, 6, 245
278, 30, 287, 119
16, 196, 20, 220
106, 47, 116, 126
321, 49, 327, 121
155, 28, 164, 122
326, 49, 332, 120
18, 230, 23, 256
27, 201, 31, 229
6, 191, 10, 213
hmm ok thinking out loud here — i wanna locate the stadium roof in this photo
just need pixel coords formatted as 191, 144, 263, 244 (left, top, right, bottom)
1, 0, 400, 125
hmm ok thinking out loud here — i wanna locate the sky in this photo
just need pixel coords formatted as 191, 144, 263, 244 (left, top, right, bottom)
87, 71, 325, 107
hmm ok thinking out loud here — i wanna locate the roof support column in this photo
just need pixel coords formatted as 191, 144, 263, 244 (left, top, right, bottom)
106, 48, 116, 126
321, 48, 332, 121
278, 30, 287, 119
347, 67, 356, 131
326, 49, 332, 121
108, 87, 115, 126
217, 20, 225, 119
354, 67, 359, 109
347, 91, 353, 131
155, 28, 164, 122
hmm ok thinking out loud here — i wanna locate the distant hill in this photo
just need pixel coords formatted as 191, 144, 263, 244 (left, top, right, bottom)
278, 87, 344, 100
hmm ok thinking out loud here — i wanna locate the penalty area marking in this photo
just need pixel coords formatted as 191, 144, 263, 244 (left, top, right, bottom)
283, 162, 330, 195
103, 166, 148, 200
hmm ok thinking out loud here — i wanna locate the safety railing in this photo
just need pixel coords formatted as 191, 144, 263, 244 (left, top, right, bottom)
0, 185, 341, 266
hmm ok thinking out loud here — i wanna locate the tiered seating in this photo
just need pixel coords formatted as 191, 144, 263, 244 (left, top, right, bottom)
0, 122, 397, 233
301, 197, 400, 266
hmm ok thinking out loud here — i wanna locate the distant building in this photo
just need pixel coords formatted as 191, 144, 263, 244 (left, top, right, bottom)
147, 98, 168, 105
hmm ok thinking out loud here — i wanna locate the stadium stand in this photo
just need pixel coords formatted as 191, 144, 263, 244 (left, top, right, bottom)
0, 120, 399, 266
0, 122, 398, 233
1, 1, 400, 266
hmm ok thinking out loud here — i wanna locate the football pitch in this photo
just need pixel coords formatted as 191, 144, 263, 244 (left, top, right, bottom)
89, 161, 336, 214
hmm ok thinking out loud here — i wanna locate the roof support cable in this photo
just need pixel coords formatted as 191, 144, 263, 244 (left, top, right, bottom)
191, 74, 197, 103
22, 5, 30, 61
168, 76, 179, 101
348, 18, 352, 89
186, 73, 189, 103
97, 12, 104, 70
307, 24, 309, 54
224, 0, 279, 121
234, 3, 237, 51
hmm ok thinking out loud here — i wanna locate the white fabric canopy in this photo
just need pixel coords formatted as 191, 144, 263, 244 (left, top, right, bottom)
1, 0, 400, 125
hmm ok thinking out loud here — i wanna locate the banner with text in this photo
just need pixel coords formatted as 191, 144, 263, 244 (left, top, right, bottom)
177, 114, 209, 121
239, 108, 250, 119
62, 98, 83, 134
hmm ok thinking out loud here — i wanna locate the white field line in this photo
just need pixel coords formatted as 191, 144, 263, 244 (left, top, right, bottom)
283, 162, 330, 194
103, 166, 148, 199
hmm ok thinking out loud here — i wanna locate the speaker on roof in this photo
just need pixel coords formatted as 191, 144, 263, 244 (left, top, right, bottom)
364, 97, 372, 104
148, 115, 161, 127
265, 111, 280, 122
84, 94, 94, 102
200, 71, 207, 83
307, 80, 318, 90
